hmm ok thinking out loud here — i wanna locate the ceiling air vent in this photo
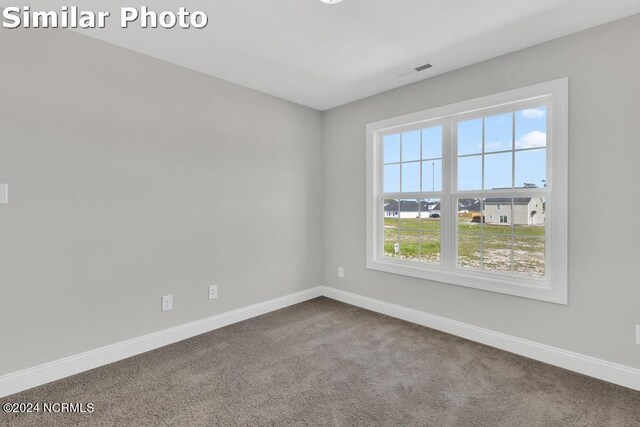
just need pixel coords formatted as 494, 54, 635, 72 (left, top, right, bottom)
414, 63, 433, 72
398, 62, 433, 77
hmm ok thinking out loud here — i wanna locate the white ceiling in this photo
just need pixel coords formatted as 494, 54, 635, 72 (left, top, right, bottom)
24, 0, 640, 110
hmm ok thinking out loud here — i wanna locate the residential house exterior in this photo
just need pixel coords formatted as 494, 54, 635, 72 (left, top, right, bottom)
383, 198, 543, 224
458, 199, 482, 213
384, 200, 439, 218
483, 197, 545, 225
385, 199, 484, 218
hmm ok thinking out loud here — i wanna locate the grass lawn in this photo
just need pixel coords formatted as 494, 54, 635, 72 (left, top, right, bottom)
384, 216, 545, 277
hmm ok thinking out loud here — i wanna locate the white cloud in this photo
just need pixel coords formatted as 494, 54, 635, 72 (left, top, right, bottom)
516, 131, 546, 149
485, 142, 509, 151
521, 108, 546, 119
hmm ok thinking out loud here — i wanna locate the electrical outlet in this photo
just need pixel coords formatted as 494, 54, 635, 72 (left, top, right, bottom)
636, 325, 640, 344
338, 267, 344, 278
161, 295, 173, 312
208, 285, 218, 300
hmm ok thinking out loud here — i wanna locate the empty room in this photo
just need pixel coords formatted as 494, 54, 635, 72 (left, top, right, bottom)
1, 1, 640, 425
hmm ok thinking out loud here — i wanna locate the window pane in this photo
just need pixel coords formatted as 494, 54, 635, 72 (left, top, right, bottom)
458, 155, 482, 191
402, 130, 421, 162
383, 198, 442, 264
458, 118, 482, 156
422, 159, 442, 192
398, 199, 421, 222
458, 233, 481, 270
419, 197, 441, 223
515, 106, 547, 150
383, 134, 401, 164
383, 199, 400, 221
482, 201, 513, 274
455, 197, 546, 277
515, 148, 546, 189
482, 198, 513, 233
384, 164, 400, 193
384, 229, 399, 257
513, 237, 545, 278
457, 198, 482, 270
513, 197, 545, 236
483, 234, 513, 273
401, 162, 420, 192
457, 198, 482, 233
399, 229, 420, 260
421, 233, 440, 263
485, 112, 513, 153
383, 199, 400, 257
419, 199, 441, 264
395, 199, 440, 227
484, 152, 512, 190
422, 126, 442, 159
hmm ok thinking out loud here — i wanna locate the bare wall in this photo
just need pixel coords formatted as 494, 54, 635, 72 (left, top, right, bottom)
322, 14, 640, 368
0, 26, 323, 375
2, 11, 639, 379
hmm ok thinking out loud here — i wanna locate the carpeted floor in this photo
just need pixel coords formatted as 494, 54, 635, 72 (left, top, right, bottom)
3, 297, 640, 426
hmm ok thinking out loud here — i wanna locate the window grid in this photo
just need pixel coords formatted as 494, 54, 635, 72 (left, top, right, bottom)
383, 199, 442, 264
383, 125, 444, 197
454, 105, 548, 192
368, 79, 567, 304
451, 103, 549, 277
382, 102, 549, 280
382, 125, 444, 265
455, 196, 546, 278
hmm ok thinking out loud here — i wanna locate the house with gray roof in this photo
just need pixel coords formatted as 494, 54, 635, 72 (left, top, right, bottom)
483, 197, 545, 225
384, 200, 439, 218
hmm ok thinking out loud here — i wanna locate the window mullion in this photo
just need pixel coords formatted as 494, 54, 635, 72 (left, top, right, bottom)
399, 132, 403, 193
440, 118, 453, 270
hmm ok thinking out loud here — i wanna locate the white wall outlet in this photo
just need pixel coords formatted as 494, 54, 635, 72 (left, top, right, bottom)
636, 325, 640, 344
208, 285, 218, 300
338, 267, 344, 278
161, 295, 173, 312
0, 184, 7, 204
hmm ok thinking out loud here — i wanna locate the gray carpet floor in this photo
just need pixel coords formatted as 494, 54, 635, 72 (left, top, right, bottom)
2, 297, 640, 426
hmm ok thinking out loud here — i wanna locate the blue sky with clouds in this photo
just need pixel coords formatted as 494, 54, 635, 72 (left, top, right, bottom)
383, 106, 547, 193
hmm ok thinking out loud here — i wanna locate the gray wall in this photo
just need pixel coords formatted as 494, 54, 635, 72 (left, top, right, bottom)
0, 27, 322, 375
322, 14, 640, 368
2, 12, 639, 378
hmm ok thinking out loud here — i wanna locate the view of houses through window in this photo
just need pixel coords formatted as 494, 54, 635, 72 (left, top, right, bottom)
383, 199, 441, 264
381, 105, 547, 279
456, 197, 545, 278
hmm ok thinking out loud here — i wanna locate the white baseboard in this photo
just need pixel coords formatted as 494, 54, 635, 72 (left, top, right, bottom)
0, 286, 323, 398
321, 286, 640, 391
3, 285, 638, 398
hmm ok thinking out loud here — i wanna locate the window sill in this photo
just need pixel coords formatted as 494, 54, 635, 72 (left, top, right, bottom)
366, 257, 567, 305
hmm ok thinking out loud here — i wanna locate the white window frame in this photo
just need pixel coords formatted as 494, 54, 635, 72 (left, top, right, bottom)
366, 79, 568, 304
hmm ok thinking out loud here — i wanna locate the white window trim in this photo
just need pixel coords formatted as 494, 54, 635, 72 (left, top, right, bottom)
366, 78, 568, 304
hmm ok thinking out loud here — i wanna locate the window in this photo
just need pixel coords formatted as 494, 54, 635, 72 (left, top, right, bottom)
366, 79, 568, 304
